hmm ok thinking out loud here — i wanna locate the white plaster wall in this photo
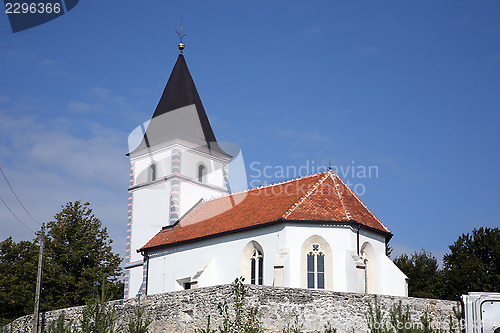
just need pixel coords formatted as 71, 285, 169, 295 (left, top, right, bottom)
380, 255, 408, 296
133, 150, 173, 184
179, 182, 226, 217
128, 265, 144, 298
284, 224, 354, 292
130, 182, 171, 263
147, 225, 284, 295
181, 149, 226, 188
277, 223, 402, 296
145, 222, 407, 297
345, 250, 358, 292
358, 229, 407, 296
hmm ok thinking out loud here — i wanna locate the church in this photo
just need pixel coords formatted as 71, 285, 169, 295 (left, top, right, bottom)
123, 41, 408, 299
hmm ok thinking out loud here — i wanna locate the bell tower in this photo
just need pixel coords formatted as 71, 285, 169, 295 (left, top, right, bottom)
124, 41, 230, 298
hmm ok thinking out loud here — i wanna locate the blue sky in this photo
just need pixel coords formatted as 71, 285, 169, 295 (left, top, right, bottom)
0, 0, 499, 264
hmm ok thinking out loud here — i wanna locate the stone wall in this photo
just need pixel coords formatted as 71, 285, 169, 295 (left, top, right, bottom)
4, 285, 459, 332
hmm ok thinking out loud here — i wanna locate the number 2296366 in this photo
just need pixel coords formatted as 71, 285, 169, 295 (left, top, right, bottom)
5, 2, 61, 14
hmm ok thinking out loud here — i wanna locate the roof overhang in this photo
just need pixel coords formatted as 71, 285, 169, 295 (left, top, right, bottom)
138, 218, 392, 254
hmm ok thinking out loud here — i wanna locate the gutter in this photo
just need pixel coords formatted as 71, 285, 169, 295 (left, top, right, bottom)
139, 218, 392, 254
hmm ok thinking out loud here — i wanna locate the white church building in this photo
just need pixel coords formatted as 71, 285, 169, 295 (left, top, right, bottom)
123, 43, 408, 299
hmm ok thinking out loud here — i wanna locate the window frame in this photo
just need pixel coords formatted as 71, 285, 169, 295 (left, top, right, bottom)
149, 162, 157, 182
306, 244, 325, 289
301, 235, 333, 290
240, 241, 264, 286
197, 163, 207, 183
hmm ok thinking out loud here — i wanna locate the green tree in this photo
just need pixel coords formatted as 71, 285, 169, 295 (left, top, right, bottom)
42, 201, 123, 311
0, 237, 38, 326
393, 250, 443, 299
442, 227, 500, 299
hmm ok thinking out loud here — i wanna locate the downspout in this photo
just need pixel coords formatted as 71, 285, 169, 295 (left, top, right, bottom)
364, 258, 368, 294
357, 225, 360, 255
137, 248, 149, 296
144, 253, 149, 295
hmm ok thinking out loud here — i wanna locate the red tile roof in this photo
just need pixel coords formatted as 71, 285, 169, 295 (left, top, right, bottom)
141, 170, 391, 251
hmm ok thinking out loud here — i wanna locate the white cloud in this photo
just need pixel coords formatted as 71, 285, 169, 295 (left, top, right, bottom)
0, 109, 129, 260
0, 95, 10, 104
305, 25, 322, 38
90, 87, 111, 99
39, 58, 57, 66
275, 128, 329, 144
361, 46, 379, 54
68, 101, 100, 113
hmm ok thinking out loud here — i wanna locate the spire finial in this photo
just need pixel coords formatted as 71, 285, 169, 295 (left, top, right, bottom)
176, 19, 186, 54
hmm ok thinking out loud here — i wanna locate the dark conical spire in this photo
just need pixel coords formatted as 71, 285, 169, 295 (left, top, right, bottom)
151, 54, 218, 147
128, 53, 229, 156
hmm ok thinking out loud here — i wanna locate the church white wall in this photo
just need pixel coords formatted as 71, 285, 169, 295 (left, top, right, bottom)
146, 225, 284, 295
145, 222, 407, 297
129, 182, 171, 263
179, 182, 226, 218
127, 139, 229, 298
380, 255, 408, 297
127, 265, 144, 298
181, 149, 226, 188
132, 148, 172, 185
283, 224, 354, 292
358, 229, 408, 296
345, 250, 358, 292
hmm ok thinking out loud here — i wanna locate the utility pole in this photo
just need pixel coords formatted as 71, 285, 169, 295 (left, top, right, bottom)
32, 224, 45, 333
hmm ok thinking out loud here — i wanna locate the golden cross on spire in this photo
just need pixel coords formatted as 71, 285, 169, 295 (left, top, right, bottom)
176, 19, 186, 54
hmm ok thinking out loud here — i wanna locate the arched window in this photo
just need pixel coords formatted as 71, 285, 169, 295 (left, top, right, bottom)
361, 242, 378, 294
241, 241, 264, 285
301, 235, 332, 290
250, 249, 263, 285
197, 164, 206, 183
307, 244, 325, 289
149, 163, 157, 182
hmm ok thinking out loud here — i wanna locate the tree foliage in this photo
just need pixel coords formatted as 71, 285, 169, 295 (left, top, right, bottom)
42, 201, 123, 310
442, 227, 500, 299
394, 227, 500, 300
0, 237, 38, 326
393, 250, 444, 299
0, 201, 123, 325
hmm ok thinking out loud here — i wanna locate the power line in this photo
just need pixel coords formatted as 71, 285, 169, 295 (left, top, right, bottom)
0, 193, 35, 234
0, 166, 41, 225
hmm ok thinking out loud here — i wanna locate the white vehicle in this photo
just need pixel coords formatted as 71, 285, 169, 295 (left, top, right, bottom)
462, 292, 500, 333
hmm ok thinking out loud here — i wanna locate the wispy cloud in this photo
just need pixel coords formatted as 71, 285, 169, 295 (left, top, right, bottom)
275, 128, 330, 144
304, 25, 322, 38
67, 87, 142, 124
90, 87, 111, 99
38, 58, 57, 66
0, 102, 129, 259
0, 95, 10, 104
68, 101, 102, 113
486, 53, 500, 63
360, 46, 380, 55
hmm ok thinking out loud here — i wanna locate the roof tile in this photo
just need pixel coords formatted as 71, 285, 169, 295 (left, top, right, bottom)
141, 170, 390, 251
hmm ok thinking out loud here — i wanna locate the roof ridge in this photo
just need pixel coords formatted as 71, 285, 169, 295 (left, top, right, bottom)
329, 173, 352, 220
333, 174, 391, 233
207, 170, 330, 200
281, 171, 333, 219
